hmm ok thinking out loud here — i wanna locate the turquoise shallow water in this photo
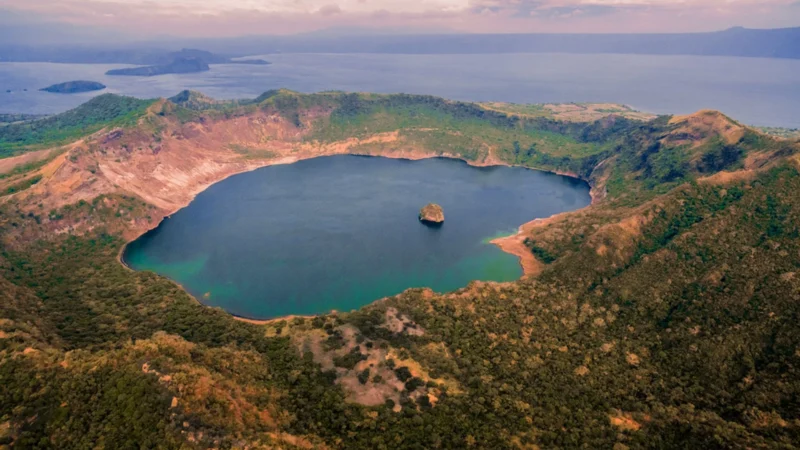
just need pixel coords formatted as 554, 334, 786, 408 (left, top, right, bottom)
123, 155, 591, 319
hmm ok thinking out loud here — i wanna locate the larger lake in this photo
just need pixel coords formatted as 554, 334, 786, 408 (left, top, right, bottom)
123, 156, 591, 319
2, 53, 799, 128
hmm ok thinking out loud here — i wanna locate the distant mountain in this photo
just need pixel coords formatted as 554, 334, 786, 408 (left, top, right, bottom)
0, 46, 268, 65
159, 48, 229, 64
189, 26, 800, 60
293, 25, 459, 38
106, 57, 210, 77
228, 59, 270, 65
40, 80, 106, 94
0, 27, 797, 63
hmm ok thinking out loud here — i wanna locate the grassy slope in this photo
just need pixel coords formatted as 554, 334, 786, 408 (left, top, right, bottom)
757, 126, 800, 140
0, 94, 154, 157
0, 91, 799, 448
480, 102, 657, 123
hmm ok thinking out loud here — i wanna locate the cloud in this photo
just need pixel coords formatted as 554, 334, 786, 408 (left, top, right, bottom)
466, 0, 799, 31
0, 0, 797, 37
318, 4, 343, 15
471, 0, 650, 18
531, 5, 619, 19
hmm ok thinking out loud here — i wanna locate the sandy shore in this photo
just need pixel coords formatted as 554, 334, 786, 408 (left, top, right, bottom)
490, 231, 542, 278
490, 171, 604, 277
489, 211, 570, 277
233, 314, 319, 326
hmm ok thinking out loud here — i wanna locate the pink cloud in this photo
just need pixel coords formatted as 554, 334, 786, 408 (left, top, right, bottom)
0, 0, 797, 36
318, 4, 343, 16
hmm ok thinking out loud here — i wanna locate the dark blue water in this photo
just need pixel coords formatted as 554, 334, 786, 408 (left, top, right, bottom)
1, 53, 799, 127
124, 156, 591, 319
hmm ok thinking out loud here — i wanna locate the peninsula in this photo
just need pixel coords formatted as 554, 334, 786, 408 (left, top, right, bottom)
106, 56, 210, 76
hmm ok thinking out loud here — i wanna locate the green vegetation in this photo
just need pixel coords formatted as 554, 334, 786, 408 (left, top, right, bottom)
0, 113, 46, 124
479, 102, 551, 118
278, 91, 782, 202
479, 102, 655, 123
0, 94, 154, 156
228, 144, 278, 160
0, 155, 55, 180
757, 126, 800, 139
3, 175, 42, 195
525, 239, 558, 264
301, 92, 612, 165
168, 90, 247, 112
0, 91, 798, 448
3, 162, 799, 448
333, 347, 367, 369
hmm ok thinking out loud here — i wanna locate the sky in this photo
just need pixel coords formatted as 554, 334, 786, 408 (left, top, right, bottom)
1, 0, 799, 38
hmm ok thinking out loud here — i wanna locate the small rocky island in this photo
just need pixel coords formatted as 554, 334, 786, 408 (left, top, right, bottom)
419, 203, 445, 225
40, 80, 106, 94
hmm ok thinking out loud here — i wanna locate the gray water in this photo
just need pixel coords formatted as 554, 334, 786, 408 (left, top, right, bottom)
1, 53, 799, 127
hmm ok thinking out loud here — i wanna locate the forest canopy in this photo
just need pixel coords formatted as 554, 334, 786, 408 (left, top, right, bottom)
0, 91, 798, 448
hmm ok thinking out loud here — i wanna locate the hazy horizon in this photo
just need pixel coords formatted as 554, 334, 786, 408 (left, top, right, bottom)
1, 0, 799, 43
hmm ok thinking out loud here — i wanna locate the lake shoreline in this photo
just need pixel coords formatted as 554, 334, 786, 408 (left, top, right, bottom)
117, 152, 595, 323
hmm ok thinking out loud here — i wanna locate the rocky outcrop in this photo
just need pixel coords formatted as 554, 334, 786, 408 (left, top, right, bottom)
419, 203, 444, 225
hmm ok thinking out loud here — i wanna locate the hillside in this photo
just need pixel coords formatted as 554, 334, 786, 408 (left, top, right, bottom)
0, 94, 154, 156
0, 91, 799, 448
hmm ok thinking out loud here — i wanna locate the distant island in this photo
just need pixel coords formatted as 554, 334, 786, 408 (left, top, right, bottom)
40, 80, 106, 94
106, 56, 210, 77
229, 59, 271, 65
90, 48, 272, 77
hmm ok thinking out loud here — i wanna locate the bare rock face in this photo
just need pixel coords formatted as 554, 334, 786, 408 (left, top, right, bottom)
419, 203, 444, 225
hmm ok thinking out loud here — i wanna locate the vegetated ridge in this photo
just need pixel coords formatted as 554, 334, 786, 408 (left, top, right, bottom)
0, 89, 799, 449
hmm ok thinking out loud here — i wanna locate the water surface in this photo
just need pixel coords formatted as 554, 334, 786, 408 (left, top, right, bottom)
1, 53, 799, 127
124, 156, 591, 319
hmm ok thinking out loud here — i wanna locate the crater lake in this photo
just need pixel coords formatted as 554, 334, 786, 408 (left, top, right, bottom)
123, 155, 591, 319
